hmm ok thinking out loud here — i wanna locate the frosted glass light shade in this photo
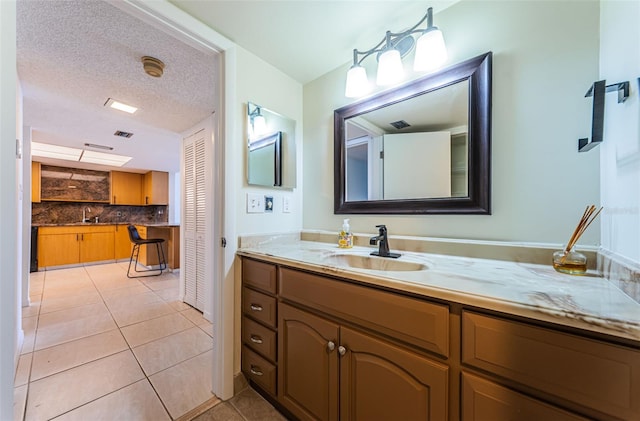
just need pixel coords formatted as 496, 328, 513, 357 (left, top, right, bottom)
252, 115, 267, 137
345, 65, 370, 98
376, 49, 404, 86
413, 29, 447, 72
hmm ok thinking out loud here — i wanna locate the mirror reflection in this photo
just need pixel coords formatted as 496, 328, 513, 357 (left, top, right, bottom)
345, 80, 468, 201
247, 102, 296, 188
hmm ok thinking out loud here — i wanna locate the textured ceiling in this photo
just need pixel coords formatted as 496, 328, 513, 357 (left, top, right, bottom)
17, 0, 219, 173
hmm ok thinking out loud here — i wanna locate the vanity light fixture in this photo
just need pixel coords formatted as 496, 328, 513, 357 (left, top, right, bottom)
248, 102, 268, 139
104, 98, 138, 114
345, 6, 447, 98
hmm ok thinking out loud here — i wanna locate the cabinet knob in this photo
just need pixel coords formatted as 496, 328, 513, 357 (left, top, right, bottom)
250, 365, 264, 376
338, 346, 347, 356
249, 304, 263, 312
327, 341, 336, 351
250, 335, 263, 344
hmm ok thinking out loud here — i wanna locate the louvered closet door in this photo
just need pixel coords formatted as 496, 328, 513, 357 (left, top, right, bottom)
194, 136, 207, 311
183, 138, 197, 307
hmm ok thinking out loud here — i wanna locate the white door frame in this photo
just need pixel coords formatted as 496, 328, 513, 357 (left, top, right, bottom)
118, 0, 237, 400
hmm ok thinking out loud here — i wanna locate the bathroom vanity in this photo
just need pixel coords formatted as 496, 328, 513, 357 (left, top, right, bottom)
238, 236, 639, 421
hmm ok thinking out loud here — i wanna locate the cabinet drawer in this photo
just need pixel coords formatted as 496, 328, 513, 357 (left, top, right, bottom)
462, 311, 640, 420
243, 287, 277, 328
242, 316, 277, 362
280, 267, 449, 357
243, 259, 277, 294
242, 345, 277, 396
462, 373, 588, 421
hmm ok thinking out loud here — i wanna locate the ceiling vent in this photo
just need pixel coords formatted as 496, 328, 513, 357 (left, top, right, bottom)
114, 130, 134, 138
389, 120, 411, 130
142, 56, 165, 78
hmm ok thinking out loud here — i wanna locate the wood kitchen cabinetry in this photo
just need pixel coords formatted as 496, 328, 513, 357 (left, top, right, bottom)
32, 161, 41, 203
111, 171, 143, 205
143, 170, 168, 205
38, 226, 114, 267
114, 224, 132, 260
240, 256, 640, 421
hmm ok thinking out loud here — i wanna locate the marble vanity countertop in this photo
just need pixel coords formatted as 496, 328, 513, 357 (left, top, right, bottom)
237, 239, 640, 343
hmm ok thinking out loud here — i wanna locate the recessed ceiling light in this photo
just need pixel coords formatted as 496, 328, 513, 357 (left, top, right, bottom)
32, 142, 82, 161
80, 150, 132, 167
104, 98, 138, 114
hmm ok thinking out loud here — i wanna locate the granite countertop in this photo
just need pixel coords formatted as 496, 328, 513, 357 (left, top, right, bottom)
34, 222, 179, 227
237, 239, 640, 343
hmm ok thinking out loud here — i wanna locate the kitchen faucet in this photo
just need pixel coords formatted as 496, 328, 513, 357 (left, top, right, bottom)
370, 225, 401, 258
82, 206, 91, 223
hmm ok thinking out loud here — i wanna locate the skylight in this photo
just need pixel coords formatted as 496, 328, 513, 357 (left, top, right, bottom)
31, 141, 132, 167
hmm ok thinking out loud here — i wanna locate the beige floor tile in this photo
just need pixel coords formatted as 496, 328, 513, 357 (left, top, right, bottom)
21, 316, 38, 355
102, 290, 160, 310
35, 311, 117, 351
31, 329, 128, 381
230, 387, 287, 421
198, 321, 214, 338
37, 301, 109, 329
22, 300, 40, 318
133, 327, 212, 376
99, 284, 150, 300
52, 379, 170, 421
121, 312, 195, 348
92, 276, 146, 292
149, 350, 217, 419
14, 353, 32, 387
109, 298, 175, 327
193, 402, 244, 421
168, 299, 192, 312
25, 350, 144, 420
43, 283, 97, 300
153, 286, 180, 301
181, 307, 210, 326
141, 277, 179, 291
39, 291, 103, 314
14, 384, 27, 421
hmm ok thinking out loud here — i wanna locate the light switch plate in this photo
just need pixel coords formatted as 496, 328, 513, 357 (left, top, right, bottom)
264, 196, 274, 212
247, 193, 264, 213
283, 197, 291, 213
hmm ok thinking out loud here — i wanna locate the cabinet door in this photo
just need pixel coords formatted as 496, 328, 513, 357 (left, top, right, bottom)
278, 303, 340, 421
32, 161, 41, 203
114, 224, 132, 260
38, 233, 79, 267
111, 171, 143, 205
143, 171, 168, 205
340, 326, 449, 421
80, 231, 115, 263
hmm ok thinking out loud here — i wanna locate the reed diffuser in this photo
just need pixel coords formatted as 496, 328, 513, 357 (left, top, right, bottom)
552, 205, 602, 275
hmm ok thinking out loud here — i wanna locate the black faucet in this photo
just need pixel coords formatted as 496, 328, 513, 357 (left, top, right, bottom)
370, 225, 401, 258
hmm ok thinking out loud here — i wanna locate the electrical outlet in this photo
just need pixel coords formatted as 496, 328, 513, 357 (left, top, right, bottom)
247, 193, 264, 213
264, 196, 274, 212
283, 197, 291, 213
116, 211, 122, 217
158, 209, 164, 215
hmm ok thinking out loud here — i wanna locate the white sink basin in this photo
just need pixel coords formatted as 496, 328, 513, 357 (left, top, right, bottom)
325, 253, 428, 272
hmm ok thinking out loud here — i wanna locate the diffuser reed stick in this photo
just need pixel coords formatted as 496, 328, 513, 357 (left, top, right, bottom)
552, 205, 602, 275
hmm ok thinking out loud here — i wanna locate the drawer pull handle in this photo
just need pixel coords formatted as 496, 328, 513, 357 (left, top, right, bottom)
338, 345, 347, 356
250, 365, 264, 376
327, 341, 336, 351
250, 335, 263, 344
250, 304, 263, 312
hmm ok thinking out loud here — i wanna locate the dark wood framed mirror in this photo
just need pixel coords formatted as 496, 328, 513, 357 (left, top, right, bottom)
334, 52, 492, 214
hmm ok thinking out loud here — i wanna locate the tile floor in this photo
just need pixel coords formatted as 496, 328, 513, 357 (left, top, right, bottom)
13, 262, 285, 421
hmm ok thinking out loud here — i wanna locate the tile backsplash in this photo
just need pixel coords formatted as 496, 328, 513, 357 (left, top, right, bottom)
32, 202, 168, 225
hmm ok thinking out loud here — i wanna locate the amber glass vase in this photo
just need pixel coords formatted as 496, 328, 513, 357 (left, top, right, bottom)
552, 248, 587, 275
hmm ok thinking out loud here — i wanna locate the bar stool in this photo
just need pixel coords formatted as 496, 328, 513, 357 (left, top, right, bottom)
127, 225, 167, 278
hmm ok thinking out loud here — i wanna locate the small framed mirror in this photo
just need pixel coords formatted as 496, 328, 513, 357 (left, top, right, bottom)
247, 102, 296, 188
334, 52, 492, 214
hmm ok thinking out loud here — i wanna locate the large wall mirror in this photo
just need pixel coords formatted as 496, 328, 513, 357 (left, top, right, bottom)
334, 52, 492, 214
247, 102, 296, 188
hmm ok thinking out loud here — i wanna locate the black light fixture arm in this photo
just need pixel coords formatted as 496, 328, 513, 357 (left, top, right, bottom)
351, 7, 435, 67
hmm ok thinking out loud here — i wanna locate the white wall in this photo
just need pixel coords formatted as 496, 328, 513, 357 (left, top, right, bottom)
0, 1, 18, 418
599, 0, 640, 264
235, 47, 303, 235
303, 0, 601, 245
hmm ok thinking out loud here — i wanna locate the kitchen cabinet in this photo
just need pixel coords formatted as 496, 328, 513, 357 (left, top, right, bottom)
38, 226, 115, 267
143, 170, 168, 205
132, 225, 179, 269
114, 224, 132, 260
32, 161, 41, 203
111, 171, 143, 205
240, 256, 640, 421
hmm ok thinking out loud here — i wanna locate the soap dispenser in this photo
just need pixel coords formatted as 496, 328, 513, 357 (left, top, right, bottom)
338, 219, 353, 248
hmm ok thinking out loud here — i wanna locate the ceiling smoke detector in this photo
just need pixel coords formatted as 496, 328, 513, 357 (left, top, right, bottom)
141, 56, 165, 78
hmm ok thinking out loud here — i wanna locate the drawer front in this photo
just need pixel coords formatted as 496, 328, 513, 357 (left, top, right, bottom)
462, 311, 640, 420
243, 258, 277, 294
243, 287, 277, 328
280, 267, 449, 357
242, 345, 277, 396
242, 316, 277, 362
462, 373, 588, 421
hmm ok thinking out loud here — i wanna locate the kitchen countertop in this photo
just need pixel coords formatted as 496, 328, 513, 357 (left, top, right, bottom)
33, 222, 179, 227
237, 239, 640, 343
